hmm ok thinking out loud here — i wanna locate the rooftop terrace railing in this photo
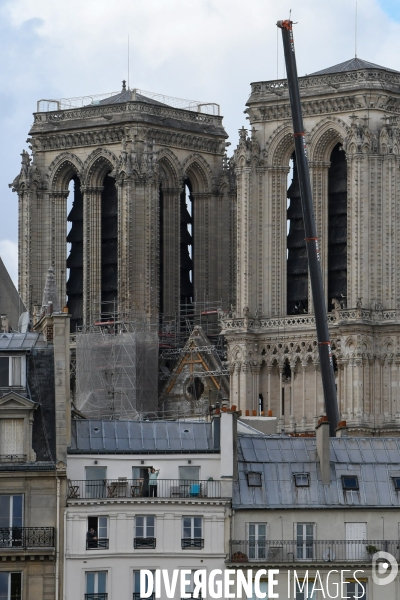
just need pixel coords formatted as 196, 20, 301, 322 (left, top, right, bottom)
229, 540, 399, 563
68, 479, 221, 500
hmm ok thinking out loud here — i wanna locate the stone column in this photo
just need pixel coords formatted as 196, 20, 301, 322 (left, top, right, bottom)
251, 364, 260, 414
267, 365, 272, 413
161, 187, 181, 316
290, 360, 296, 430
301, 362, 307, 429
278, 364, 284, 431
118, 177, 129, 317
52, 191, 68, 308
82, 186, 102, 325
313, 360, 320, 425
388, 356, 393, 421
396, 356, 400, 424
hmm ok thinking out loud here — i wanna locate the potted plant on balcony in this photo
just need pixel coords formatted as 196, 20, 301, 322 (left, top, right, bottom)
365, 544, 379, 556
232, 551, 248, 562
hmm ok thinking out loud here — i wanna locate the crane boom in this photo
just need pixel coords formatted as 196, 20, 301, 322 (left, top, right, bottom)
277, 19, 339, 435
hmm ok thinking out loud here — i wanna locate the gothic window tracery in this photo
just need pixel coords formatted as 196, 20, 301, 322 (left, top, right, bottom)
287, 153, 309, 315
101, 172, 118, 310
67, 175, 83, 331
328, 143, 347, 311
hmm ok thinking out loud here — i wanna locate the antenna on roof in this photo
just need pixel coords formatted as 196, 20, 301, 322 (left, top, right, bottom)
355, 1, 358, 58
128, 35, 130, 89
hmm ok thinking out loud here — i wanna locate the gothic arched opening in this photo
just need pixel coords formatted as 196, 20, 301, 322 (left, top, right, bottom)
287, 152, 308, 315
101, 173, 118, 311
180, 179, 194, 309
66, 175, 83, 331
327, 143, 347, 311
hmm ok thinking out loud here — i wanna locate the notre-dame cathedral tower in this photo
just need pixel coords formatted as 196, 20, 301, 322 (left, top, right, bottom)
222, 58, 400, 435
11, 84, 236, 331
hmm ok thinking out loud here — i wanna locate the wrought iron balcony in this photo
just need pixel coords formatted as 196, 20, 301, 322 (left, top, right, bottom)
68, 479, 221, 500
134, 537, 156, 549
181, 538, 204, 549
86, 539, 109, 550
85, 595, 107, 600
229, 540, 399, 563
0, 527, 55, 549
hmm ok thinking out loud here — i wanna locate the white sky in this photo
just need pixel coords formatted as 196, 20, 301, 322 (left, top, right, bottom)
0, 0, 399, 286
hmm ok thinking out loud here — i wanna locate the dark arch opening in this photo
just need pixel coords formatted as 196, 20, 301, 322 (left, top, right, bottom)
180, 179, 194, 309
287, 152, 308, 315
328, 143, 347, 311
66, 175, 83, 331
101, 172, 118, 311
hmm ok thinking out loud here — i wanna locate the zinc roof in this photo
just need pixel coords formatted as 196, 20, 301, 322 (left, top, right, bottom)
69, 419, 216, 454
0, 332, 45, 351
310, 57, 400, 75
234, 434, 400, 509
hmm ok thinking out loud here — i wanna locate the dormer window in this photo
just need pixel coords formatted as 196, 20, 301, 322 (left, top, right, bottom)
342, 475, 359, 491
247, 472, 262, 487
0, 356, 25, 387
294, 473, 310, 487
0, 392, 38, 462
393, 477, 400, 491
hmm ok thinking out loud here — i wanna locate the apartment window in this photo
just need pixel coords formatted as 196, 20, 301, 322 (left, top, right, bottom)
342, 476, 359, 491
134, 516, 156, 549
0, 572, 22, 600
182, 517, 203, 549
0, 420, 24, 458
296, 523, 314, 560
85, 467, 107, 499
295, 581, 315, 600
346, 581, 367, 599
294, 473, 310, 487
345, 523, 367, 560
0, 357, 25, 387
86, 572, 107, 600
182, 571, 203, 599
0, 496, 23, 548
246, 472, 262, 487
87, 517, 108, 550
248, 523, 267, 560
133, 570, 154, 600
249, 581, 268, 600
179, 466, 200, 481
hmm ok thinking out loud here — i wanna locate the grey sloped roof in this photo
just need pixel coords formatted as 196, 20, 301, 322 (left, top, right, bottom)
234, 434, 400, 509
99, 88, 169, 107
0, 332, 46, 350
69, 419, 216, 454
310, 57, 400, 75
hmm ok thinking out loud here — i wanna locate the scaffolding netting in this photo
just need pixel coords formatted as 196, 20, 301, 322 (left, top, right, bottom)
76, 326, 158, 419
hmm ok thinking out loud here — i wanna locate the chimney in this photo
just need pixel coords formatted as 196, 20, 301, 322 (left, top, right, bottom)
316, 416, 330, 484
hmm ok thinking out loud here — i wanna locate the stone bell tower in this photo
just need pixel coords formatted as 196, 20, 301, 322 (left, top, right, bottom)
222, 58, 400, 435
11, 83, 236, 331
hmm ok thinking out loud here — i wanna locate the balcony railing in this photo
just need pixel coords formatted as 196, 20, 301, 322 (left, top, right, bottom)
134, 537, 156, 549
68, 479, 221, 500
0, 527, 54, 549
86, 539, 109, 550
182, 538, 204, 549
133, 594, 155, 600
229, 540, 399, 563
85, 595, 107, 600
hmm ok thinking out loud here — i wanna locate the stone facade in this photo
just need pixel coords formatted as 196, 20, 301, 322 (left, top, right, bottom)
222, 61, 400, 435
11, 86, 236, 330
